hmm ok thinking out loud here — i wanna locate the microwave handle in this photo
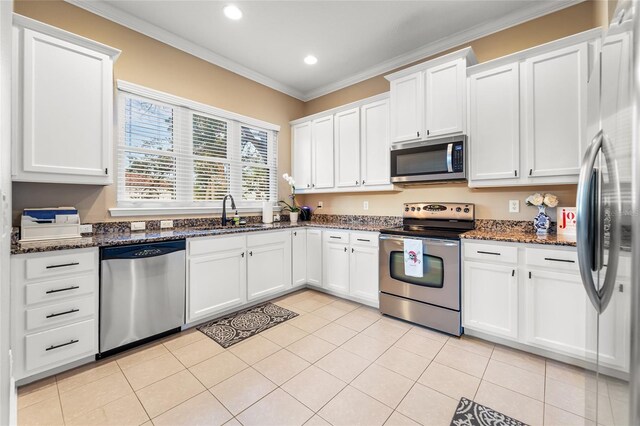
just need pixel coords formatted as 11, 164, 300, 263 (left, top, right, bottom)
446, 143, 453, 173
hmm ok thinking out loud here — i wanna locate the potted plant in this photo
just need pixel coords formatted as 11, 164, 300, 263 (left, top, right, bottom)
525, 192, 559, 235
279, 173, 301, 223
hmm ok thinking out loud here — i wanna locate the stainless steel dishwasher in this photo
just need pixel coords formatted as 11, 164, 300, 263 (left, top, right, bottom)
99, 240, 186, 356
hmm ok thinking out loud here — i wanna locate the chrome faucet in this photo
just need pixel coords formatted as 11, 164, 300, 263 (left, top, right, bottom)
221, 194, 236, 227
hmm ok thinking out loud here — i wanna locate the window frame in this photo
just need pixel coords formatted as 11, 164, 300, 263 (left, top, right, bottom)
112, 81, 280, 217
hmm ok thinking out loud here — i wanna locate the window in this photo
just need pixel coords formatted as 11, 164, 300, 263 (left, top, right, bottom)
116, 82, 278, 212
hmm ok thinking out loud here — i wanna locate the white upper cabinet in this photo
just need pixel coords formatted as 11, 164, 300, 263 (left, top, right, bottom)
469, 63, 520, 181
290, 93, 396, 194
386, 48, 477, 144
12, 16, 120, 185
311, 116, 334, 189
522, 43, 588, 178
361, 99, 390, 187
424, 58, 466, 138
335, 108, 360, 188
389, 72, 423, 143
292, 122, 312, 190
468, 29, 599, 187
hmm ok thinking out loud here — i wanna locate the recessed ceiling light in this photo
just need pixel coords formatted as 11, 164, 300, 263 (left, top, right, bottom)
223, 5, 242, 20
304, 55, 318, 65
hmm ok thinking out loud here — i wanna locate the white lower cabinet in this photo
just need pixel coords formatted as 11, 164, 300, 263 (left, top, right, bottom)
11, 248, 99, 381
187, 235, 247, 323
306, 229, 323, 287
292, 229, 307, 287
247, 231, 292, 301
323, 231, 350, 295
462, 240, 630, 373
463, 260, 518, 339
349, 242, 379, 305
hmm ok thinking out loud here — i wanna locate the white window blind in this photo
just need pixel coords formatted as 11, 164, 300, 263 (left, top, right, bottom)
117, 87, 278, 210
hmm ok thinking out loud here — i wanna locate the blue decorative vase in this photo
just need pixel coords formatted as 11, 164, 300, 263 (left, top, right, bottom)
534, 205, 550, 235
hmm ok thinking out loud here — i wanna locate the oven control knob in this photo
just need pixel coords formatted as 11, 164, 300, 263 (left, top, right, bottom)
405, 207, 409, 212
416, 207, 421, 211
464, 208, 470, 213
410, 207, 416, 211
455, 207, 462, 212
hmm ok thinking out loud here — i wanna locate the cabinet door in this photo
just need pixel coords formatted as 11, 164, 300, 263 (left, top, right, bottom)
524, 269, 595, 359
523, 43, 588, 178
292, 229, 307, 287
469, 63, 520, 181
361, 99, 390, 186
323, 241, 350, 295
390, 72, 423, 143
306, 229, 322, 287
188, 250, 246, 322
247, 233, 292, 300
463, 261, 518, 340
20, 29, 111, 181
335, 108, 361, 188
292, 122, 313, 190
349, 245, 379, 306
312, 116, 334, 189
424, 59, 465, 138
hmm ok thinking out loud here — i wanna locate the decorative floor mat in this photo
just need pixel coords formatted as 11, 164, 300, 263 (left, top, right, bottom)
197, 302, 298, 348
450, 397, 528, 426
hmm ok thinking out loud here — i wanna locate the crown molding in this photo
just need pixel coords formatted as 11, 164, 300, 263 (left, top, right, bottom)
302, 0, 584, 101
65, 0, 583, 102
63, 0, 307, 100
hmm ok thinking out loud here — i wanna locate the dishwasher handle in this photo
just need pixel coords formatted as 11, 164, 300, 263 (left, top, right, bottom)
101, 240, 186, 260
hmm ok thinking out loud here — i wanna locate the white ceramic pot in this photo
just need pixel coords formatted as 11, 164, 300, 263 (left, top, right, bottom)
290, 212, 299, 224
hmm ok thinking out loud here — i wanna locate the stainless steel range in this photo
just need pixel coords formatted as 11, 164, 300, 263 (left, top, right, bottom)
379, 202, 475, 336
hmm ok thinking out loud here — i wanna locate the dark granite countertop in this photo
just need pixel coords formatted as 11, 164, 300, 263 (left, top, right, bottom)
461, 229, 577, 247
11, 221, 386, 255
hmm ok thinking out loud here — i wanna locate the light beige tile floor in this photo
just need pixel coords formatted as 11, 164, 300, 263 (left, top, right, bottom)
17, 289, 628, 426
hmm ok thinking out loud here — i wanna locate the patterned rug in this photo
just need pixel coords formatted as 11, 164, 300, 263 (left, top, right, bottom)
450, 398, 528, 426
197, 302, 298, 348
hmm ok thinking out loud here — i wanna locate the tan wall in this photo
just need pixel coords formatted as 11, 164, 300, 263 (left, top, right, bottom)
298, 1, 597, 220
12, 0, 305, 223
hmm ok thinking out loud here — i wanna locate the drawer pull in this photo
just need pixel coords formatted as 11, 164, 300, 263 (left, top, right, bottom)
511, 269, 515, 277
46, 339, 79, 351
544, 257, 575, 263
356, 238, 370, 242
45, 285, 80, 294
330, 236, 342, 240
46, 309, 79, 319
46, 262, 80, 269
477, 250, 501, 256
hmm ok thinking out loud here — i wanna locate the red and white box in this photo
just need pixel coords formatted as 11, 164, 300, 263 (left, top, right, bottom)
557, 207, 577, 236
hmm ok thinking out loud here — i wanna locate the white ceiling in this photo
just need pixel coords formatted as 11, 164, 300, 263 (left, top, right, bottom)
67, 0, 581, 100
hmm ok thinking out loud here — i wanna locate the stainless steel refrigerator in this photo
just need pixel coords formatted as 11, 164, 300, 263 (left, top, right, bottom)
576, 1, 638, 424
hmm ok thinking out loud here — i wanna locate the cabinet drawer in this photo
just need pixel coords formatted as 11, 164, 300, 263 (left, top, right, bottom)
350, 232, 379, 248
464, 242, 517, 263
25, 273, 95, 306
24, 250, 96, 281
525, 247, 578, 272
188, 235, 245, 256
247, 230, 290, 247
25, 319, 95, 372
26, 296, 95, 332
323, 230, 350, 243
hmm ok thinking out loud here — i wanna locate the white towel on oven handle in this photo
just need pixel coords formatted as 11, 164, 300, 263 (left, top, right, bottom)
404, 238, 423, 278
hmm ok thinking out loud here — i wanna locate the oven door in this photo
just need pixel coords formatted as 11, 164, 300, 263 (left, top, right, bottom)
390, 139, 465, 183
379, 235, 460, 311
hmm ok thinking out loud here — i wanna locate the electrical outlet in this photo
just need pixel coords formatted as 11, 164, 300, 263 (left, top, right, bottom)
79, 224, 93, 234
363, 201, 369, 211
317, 201, 324, 209
131, 221, 145, 231
509, 200, 520, 213
273, 214, 281, 222
160, 220, 174, 229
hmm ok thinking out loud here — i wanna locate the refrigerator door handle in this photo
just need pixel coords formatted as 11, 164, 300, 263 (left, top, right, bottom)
576, 130, 622, 313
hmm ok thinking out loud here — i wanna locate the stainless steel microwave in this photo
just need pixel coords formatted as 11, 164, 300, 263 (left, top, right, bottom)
390, 136, 466, 184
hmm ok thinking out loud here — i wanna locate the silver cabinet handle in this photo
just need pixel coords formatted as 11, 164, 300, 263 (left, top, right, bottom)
544, 257, 575, 263
46, 285, 79, 294
356, 239, 370, 242
514, 170, 518, 177
344, 247, 347, 252
351, 248, 354, 253
329, 236, 341, 240
46, 309, 79, 319
576, 130, 621, 313
241, 252, 245, 258
416, 131, 420, 138
46, 339, 79, 351
477, 250, 500, 256
46, 262, 79, 269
